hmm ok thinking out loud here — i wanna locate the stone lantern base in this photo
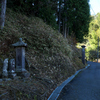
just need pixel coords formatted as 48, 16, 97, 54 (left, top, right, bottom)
2, 71, 8, 78
8, 72, 16, 79
16, 70, 30, 78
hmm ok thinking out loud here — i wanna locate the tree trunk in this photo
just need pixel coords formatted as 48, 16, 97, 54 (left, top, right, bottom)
62, 0, 68, 38
63, 17, 67, 38
34, 0, 39, 16
63, 18, 64, 36
63, 18, 66, 38
58, 0, 61, 33
0, 0, 7, 29
64, 23, 66, 38
97, 37, 99, 62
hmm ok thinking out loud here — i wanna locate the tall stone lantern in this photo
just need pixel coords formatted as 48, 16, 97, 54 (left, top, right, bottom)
81, 45, 86, 65
12, 38, 30, 77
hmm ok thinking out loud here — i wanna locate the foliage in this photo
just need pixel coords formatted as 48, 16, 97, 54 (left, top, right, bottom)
78, 13, 100, 61
7, 0, 90, 42
65, 0, 90, 42
7, 0, 58, 29
86, 50, 97, 61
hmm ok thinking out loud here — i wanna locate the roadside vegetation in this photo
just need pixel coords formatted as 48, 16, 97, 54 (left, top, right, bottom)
77, 13, 100, 62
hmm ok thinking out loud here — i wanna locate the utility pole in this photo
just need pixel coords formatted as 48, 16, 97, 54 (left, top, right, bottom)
97, 37, 99, 63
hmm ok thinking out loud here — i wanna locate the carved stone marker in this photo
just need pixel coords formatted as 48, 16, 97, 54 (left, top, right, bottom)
2, 58, 8, 78
81, 45, 86, 65
12, 38, 30, 78
8, 59, 16, 79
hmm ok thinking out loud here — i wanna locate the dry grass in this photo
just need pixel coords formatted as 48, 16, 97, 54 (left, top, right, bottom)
0, 8, 85, 100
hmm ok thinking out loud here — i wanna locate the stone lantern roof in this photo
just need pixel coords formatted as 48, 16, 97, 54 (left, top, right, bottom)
81, 45, 86, 48
12, 38, 27, 47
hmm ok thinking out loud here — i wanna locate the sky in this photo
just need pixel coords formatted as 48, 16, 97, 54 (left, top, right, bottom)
89, 0, 100, 15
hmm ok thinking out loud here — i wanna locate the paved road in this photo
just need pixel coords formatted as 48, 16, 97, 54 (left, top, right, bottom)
57, 62, 100, 100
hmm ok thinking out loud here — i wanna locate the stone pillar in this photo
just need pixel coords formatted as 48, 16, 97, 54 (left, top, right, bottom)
2, 58, 8, 78
15, 47, 26, 72
81, 46, 86, 65
8, 59, 16, 79
12, 38, 30, 78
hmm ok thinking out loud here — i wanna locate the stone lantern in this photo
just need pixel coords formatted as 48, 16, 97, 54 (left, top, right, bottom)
81, 45, 86, 65
12, 38, 30, 77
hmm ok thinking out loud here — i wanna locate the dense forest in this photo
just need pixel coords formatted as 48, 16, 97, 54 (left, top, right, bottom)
0, 0, 90, 42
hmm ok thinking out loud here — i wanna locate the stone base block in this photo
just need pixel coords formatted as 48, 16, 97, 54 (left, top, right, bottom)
8, 73, 16, 79
2, 71, 8, 78
16, 71, 30, 78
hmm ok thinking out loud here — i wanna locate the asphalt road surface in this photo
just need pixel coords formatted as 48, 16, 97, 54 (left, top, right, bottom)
57, 61, 100, 100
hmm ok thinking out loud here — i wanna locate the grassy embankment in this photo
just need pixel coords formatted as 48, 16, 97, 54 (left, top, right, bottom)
0, 9, 85, 100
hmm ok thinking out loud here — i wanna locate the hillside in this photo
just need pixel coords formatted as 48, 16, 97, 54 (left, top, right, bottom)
0, 9, 85, 100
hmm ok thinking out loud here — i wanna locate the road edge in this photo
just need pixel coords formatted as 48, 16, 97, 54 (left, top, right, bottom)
47, 64, 90, 100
